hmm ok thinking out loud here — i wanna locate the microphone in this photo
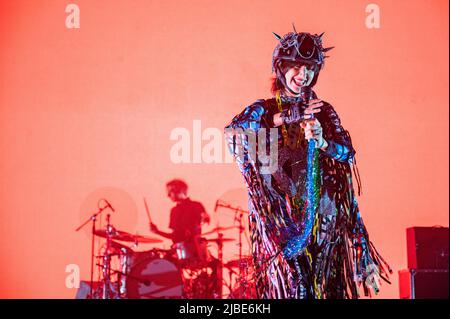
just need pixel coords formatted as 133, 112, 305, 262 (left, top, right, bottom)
300, 86, 312, 107
103, 199, 115, 213
300, 86, 315, 142
214, 200, 219, 213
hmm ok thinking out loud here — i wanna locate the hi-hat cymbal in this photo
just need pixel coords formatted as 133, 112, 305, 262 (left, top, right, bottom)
94, 229, 163, 244
102, 241, 134, 255
111, 240, 134, 253
205, 237, 235, 244
202, 226, 237, 236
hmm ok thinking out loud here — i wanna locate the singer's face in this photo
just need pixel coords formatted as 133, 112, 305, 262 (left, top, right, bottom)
284, 63, 315, 95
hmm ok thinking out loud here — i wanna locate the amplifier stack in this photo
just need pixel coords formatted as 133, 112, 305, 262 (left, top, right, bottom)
399, 226, 449, 299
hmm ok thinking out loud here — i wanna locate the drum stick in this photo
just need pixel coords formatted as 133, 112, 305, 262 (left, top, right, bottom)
143, 197, 152, 224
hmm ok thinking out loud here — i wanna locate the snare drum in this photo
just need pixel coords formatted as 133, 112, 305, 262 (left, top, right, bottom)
173, 241, 195, 260
173, 237, 211, 268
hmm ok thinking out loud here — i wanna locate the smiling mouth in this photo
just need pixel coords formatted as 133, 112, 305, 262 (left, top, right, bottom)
293, 78, 306, 86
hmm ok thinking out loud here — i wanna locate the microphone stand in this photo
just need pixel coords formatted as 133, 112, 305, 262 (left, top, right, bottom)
75, 204, 110, 299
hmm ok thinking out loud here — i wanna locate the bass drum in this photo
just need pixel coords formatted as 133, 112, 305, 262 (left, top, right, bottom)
126, 251, 183, 299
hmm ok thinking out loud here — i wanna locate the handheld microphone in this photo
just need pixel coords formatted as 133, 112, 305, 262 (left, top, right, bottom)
300, 86, 315, 143
300, 86, 312, 108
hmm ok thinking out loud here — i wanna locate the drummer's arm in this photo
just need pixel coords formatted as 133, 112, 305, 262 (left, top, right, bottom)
199, 203, 210, 225
149, 223, 173, 240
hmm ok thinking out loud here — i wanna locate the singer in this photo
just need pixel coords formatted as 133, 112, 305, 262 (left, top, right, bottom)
224, 28, 391, 298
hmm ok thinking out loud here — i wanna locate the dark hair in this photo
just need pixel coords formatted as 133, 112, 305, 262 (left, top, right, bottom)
166, 179, 188, 194
270, 76, 284, 95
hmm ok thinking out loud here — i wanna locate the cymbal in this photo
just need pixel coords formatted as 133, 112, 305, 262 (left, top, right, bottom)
94, 229, 163, 244
111, 241, 134, 253
202, 226, 237, 236
205, 237, 235, 243
102, 241, 134, 255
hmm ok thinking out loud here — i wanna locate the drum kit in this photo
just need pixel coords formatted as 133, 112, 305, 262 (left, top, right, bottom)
76, 198, 256, 299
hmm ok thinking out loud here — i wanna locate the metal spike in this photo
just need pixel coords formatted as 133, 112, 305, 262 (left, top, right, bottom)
318, 32, 325, 38
292, 23, 297, 34
322, 46, 334, 52
272, 32, 283, 40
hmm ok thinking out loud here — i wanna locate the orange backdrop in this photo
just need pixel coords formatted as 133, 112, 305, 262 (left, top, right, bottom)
0, 0, 448, 298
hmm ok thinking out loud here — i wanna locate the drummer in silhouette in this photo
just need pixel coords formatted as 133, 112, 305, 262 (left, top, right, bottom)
149, 179, 210, 244
149, 179, 221, 298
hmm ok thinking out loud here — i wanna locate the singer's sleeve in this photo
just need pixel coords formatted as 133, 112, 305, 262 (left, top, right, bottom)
320, 102, 356, 163
224, 100, 267, 174
347, 192, 393, 295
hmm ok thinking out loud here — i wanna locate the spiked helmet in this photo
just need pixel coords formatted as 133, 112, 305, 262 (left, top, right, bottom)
272, 25, 333, 89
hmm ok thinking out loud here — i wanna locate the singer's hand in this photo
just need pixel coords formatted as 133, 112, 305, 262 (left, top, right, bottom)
280, 104, 302, 125
301, 118, 328, 149
279, 99, 323, 125
303, 99, 324, 120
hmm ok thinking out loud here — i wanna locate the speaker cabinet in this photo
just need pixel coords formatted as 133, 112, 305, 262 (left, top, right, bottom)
399, 269, 449, 299
407, 227, 449, 269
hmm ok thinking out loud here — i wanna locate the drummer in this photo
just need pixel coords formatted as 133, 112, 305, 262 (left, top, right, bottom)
150, 179, 222, 298
149, 179, 210, 247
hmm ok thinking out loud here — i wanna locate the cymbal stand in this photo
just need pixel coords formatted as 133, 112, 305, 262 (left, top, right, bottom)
234, 208, 244, 299
215, 201, 249, 299
101, 213, 113, 299
216, 232, 224, 299
75, 204, 109, 299
227, 267, 234, 298
234, 208, 245, 298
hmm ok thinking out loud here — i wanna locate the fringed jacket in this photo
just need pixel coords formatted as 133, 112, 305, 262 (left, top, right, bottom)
225, 94, 391, 299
